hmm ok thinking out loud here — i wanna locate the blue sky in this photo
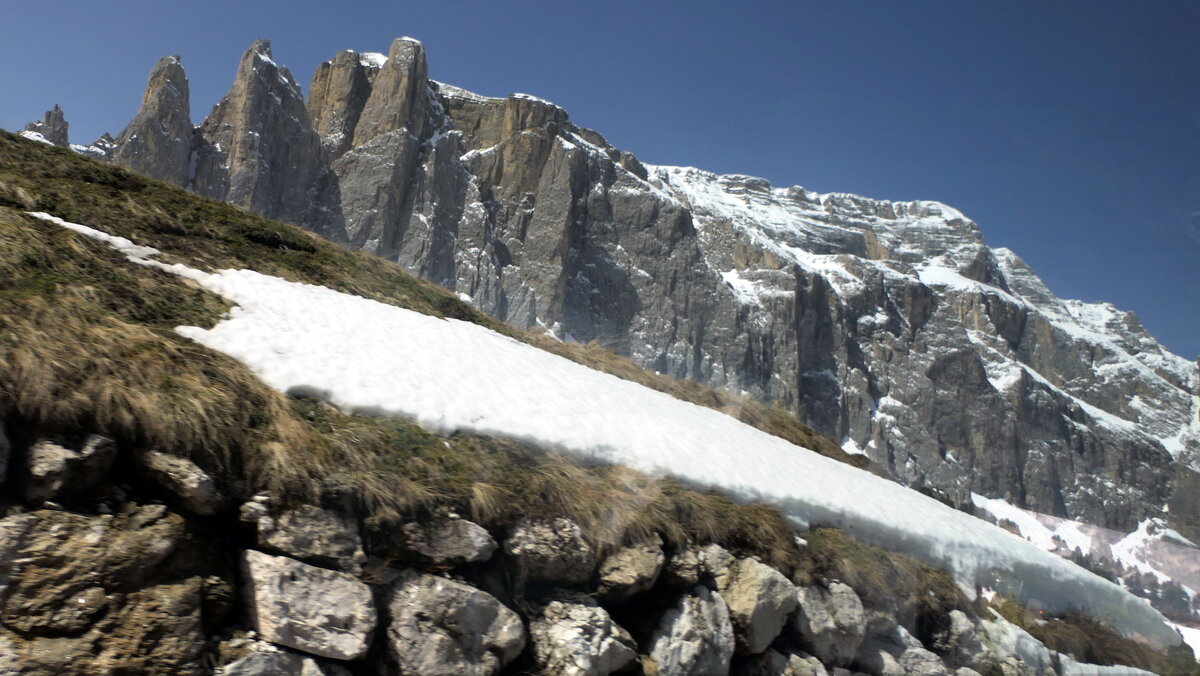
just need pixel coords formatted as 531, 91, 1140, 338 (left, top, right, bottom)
3, 0, 1198, 358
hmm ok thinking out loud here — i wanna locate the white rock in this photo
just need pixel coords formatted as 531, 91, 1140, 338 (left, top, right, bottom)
400, 516, 496, 565
649, 585, 735, 676
240, 550, 376, 660
530, 600, 637, 676
899, 646, 950, 676
386, 570, 525, 675
505, 517, 595, 583
139, 450, 225, 515
791, 582, 866, 666
241, 497, 366, 574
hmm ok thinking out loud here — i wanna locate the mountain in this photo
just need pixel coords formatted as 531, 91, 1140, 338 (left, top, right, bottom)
1, 130, 1195, 675
59, 37, 1194, 539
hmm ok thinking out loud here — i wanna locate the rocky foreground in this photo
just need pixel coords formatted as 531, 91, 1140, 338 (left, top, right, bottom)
0, 429, 1170, 675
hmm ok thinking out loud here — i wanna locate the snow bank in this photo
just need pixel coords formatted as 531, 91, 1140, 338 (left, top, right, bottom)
30, 212, 1183, 650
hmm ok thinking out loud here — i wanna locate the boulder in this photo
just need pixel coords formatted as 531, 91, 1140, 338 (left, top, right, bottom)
240, 550, 376, 661
736, 649, 827, 675
598, 535, 664, 601
138, 450, 225, 515
791, 582, 866, 666
529, 600, 637, 676
23, 435, 116, 504
714, 556, 797, 654
649, 585, 736, 676
505, 516, 595, 584
399, 515, 496, 566
240, 496, 366, 574
385, 569, 525, 675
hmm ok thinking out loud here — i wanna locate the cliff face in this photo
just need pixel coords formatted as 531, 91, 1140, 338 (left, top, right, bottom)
98, 37, 1199, 532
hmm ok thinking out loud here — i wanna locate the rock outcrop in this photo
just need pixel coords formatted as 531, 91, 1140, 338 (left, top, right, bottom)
112, 55, 193, 186
23, 105, 69, 146
190, 40, 336, 239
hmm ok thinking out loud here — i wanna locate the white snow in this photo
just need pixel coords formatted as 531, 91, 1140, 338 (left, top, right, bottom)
358, 52, 387, 68
28, 211, 1186, 651
511, 92, 558, 107
1170, 622, 1200, 658
18, 130, 54, 145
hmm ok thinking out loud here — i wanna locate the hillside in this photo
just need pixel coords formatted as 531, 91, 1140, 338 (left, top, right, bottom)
0, 132, 1196, 674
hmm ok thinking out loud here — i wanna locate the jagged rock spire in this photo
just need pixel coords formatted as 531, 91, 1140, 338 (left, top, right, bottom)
191, 39, 326, 228
113, 56, 193, 186
23, 104, 69, 146
307, 50, 379, 161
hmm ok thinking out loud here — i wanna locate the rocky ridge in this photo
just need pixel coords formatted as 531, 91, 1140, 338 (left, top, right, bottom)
30, 37, 1200, 536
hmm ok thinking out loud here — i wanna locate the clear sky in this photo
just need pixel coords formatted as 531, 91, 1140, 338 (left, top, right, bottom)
3, 0, 1197, 359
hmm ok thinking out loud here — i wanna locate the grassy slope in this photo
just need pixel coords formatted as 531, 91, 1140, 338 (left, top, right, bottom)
0, 133, 1189, 672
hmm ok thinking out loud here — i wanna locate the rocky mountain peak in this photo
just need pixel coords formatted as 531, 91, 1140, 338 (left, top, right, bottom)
112, 55, 193, 186
23, 104, 69, 146
307, 50, 378, 160
351, 36, 430, 147
190, 38, 326, 229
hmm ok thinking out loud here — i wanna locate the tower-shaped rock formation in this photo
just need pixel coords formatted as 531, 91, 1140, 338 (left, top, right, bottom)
113, 56, 193, 186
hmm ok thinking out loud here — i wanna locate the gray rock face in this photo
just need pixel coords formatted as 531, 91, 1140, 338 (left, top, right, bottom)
505, 516, 595, 584
240, 496, 366, 574
385, 570, 525, 676
24, 104, 69, 146
240, 549, 376, 661
101, 37, 1200, 533
529, 600, 637, 676
399, 515, 496, 566
137, 449, 225, 516
113, 55, 193, 185
598, 535, 664, 600
22, 435, 116, 504
791, 582, 866, 666
649, 585, 736, 676
898, 647, 950, 676
191, 40, 335, 239
712, 556, 798, 654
